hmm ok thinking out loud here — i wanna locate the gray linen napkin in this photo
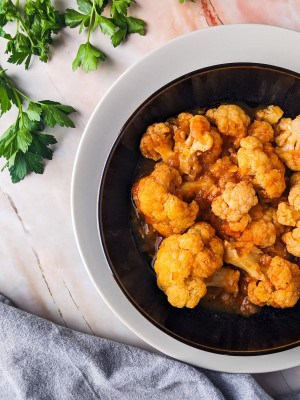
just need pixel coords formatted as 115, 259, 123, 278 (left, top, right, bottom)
0, 293, 285, 400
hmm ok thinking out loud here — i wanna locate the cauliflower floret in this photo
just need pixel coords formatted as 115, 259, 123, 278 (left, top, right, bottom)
256, 105, 284, 125
223, 215, 252, 235
277, 202, 300, 227
206, 104, 250, 147
211, 181, 258, 223
238, 205, 278, 248
139, 114, 221, 181
150, 162, 181, 190
173, 115, 215, 180
179, 172, 220, 203
209, 156, 239, 189
237, 136, 286, 199
249, 204, 284, 236
248, 256, 300, 308
132, 164, 198, 237
140, 122, 174, 162
275, 116, 300, 171
276, 175, 300, 256
248, 120, 274, 143
154, 222, 224, 308
224, 241, 265, 280
282, 228, 300, 257
288, 172, 300, 211
188, 115, 214, 152
290, 171, 300, 187
205, 268, 240, 295
239, 220, 276, 248
198, 127, 223, 165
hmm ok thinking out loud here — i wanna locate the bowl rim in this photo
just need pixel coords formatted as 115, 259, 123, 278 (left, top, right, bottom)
98, 62, 300, 356
71, 24, 300, 373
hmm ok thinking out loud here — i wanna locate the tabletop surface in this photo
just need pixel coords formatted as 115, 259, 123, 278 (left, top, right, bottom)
1, 0, 300, 397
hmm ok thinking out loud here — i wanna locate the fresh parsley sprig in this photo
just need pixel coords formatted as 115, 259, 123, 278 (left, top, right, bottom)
65, 0, 145, 72
0, 0, 64, 69
0, 65, 76, 183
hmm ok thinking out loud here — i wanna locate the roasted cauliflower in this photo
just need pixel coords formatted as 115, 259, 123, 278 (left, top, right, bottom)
209, 156, 239, 189
154, 222, 224, 308
211, 181, 257, 223
205, 267, 240, 295
277, 202, 300, 227
237, 136, 286, 199
173, 114, 219, 180
179, 172, 220, 203
275, 116, 300, 171
238, 205, 278, 248
224, 241, 265, 281
255, 105, 284, 125
277, 174, 300, 257
140, 122, 174, 163
206, 104, 250, 147
247, 256, 300, 308
132, 163, 198, 237
248, 120, 274, 143
198, 127, 223, 165
134, 103, 300, 316
282, 228, 300, 257
288, 172, 300, 211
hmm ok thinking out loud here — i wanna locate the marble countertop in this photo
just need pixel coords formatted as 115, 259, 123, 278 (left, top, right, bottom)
1, 0, 300, 397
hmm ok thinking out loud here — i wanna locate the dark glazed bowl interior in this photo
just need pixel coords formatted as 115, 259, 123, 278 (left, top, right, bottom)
99, 63, 300, 355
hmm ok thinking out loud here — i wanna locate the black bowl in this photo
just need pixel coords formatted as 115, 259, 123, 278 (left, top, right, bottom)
99, 63, 300, 355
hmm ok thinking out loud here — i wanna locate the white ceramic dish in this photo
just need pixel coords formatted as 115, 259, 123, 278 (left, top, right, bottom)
71, 24, 300, 373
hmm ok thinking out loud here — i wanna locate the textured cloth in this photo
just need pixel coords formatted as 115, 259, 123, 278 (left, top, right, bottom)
0, 294, 283, 400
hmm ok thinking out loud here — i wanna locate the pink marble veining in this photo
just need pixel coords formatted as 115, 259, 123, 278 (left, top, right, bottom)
1, 0, 300, 396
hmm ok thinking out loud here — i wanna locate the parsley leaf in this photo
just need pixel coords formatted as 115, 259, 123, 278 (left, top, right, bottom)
110, 3, 145, 48
39, 100, 76, 128
0, 65, 76, 183
111, 27, 127, 47
97, 15, 116, 36
66, 0, 145, 72
27, 102, 42, 122
0, 0, 65, 69
72, 42, 106, 72
126, 16, 145, 35
30, 132, 56, 160
110, 0, 133, 16
65, 9, 88, 28
0, 85, 12, 115
77, 0, 93, 14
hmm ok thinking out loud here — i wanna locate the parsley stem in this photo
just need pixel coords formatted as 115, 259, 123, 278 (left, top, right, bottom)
15, 0, 20, 33
18, 18, 36, 48
10, 89, 23, 125
87, 2, 96, 42
14, 88, 45, 107
14, 88, 32, 103
14, 0, 36, 50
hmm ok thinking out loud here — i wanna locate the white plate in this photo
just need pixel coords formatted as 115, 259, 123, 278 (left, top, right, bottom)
71, 24, 300, 373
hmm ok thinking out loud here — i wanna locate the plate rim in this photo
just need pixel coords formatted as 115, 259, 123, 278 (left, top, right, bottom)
71, 24, 300, 373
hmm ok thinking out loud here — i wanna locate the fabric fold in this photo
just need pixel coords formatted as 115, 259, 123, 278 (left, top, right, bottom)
0, 294, 275, 400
